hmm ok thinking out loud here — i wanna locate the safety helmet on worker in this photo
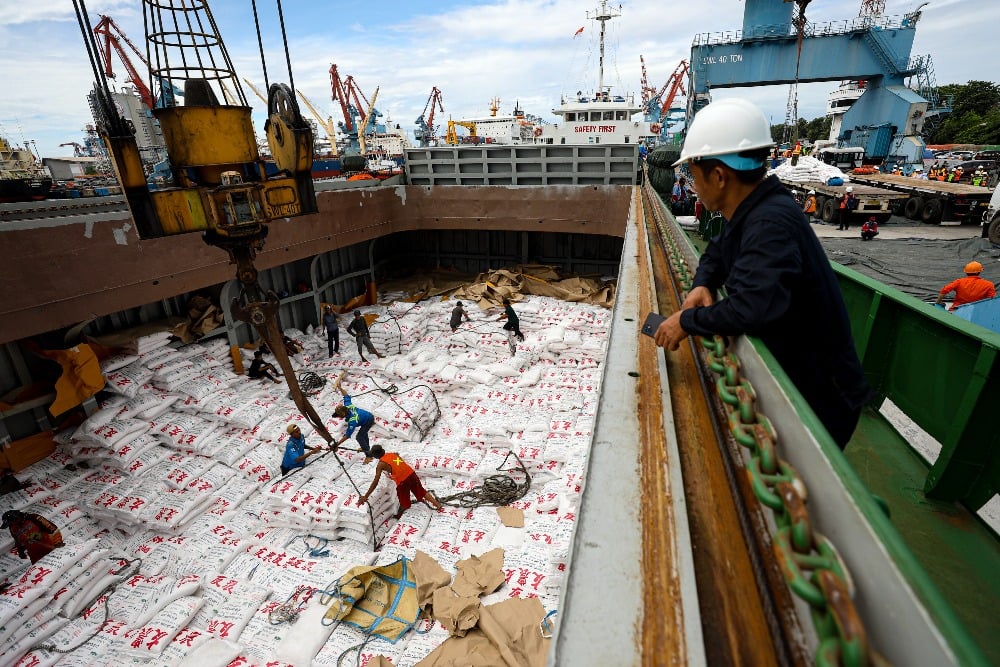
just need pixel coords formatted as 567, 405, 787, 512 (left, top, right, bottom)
673, 98, 775, 169
808, 190, 816, 195
965, 261, 984, 274
846, 186, 853, 192
286, 424, 300, 434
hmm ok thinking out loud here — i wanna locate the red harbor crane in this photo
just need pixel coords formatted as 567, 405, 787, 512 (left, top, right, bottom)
414, 86, 444, 147
93, 14, 155, 110
328, 64, 371, 134
656, 59, 689, 122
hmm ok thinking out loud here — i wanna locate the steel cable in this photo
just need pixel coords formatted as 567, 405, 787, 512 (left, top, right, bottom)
436, 451, 531, 508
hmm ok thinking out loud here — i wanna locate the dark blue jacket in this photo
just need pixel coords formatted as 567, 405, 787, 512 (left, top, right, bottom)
679, 176, 871, 443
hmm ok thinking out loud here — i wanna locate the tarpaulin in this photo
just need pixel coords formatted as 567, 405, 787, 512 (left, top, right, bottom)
30, 343, 105, 417
322, 557, 420, 642
417, 596, 551, 667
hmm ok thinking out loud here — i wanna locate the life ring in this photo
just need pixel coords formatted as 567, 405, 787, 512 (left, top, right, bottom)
533, 127, 543, 137
650, 123, 661, 134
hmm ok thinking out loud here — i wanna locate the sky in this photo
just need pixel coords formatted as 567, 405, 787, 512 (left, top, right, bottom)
0, 0, 996, 158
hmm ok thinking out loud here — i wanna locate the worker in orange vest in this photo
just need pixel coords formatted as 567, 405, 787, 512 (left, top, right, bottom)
936, 261, 996, 310
357, 445, 443, 519
802, 190, 817, 216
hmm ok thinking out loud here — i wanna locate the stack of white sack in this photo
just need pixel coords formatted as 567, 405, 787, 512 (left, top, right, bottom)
259, 463, 396, 545
1, 294, 614, 666
769, 155, 849, 184
132, 330, 175, 355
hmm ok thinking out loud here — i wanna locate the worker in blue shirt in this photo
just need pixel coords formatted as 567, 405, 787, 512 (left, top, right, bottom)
332, 371, 376, 454
281, 424, 322, 475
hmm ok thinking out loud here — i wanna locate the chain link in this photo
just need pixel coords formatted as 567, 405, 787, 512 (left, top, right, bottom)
643, 183, 876, 667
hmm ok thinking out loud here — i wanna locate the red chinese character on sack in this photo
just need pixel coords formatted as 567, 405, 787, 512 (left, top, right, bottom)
175, 628, 202, 646
117, 444, 132, 458
226, 658, 250, 667
259, 601, 282, 614
207, 619, 235, 638
155, 507, 179, 522
145, 628, 169, 649
28, 567, 52, 587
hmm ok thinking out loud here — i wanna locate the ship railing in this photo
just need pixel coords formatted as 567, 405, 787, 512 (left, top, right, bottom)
692, 13, 914, 47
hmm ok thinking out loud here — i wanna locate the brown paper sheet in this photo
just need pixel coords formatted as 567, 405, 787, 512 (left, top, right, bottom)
496, 506, 525, 528
452, 548, 505, 598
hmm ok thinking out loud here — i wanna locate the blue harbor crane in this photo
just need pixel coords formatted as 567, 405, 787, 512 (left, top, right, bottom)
688, 0, 935, 165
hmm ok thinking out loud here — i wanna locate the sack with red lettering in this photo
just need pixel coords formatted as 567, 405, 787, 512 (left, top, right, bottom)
178, 374, 234, 402
174, 635, 242, 667
121, 595, 204, 657
140, 487, 215, 531
12, 648, 62, 667
105, 359, 156, 398
0, 540, 100, 627
189, 574, 271, 643
204, 476, 258, 520
2, 612, 69, 665
227, 396, 278, 431
116, 389, 180, 421
212, 431, 260, 468
118, 443, 172, 477
149, 413, 220, 452
100, 433, 162, 470
108, 573, 202, 628
75, 416, 150, 450
162, 455, 216, 490
60, 557, 133, 619
233, 445, 278, 484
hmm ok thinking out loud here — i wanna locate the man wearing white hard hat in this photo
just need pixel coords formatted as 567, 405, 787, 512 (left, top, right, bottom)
652, 98, 872, 448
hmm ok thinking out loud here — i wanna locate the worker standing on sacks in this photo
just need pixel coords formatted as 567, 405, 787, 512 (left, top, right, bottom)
332, 371, 376, 455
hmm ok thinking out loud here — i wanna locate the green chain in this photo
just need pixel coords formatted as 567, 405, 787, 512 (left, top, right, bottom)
644, 184, 874, 667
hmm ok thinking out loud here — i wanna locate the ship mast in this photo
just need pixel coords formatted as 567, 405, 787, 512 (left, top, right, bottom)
588, 1, 620, 98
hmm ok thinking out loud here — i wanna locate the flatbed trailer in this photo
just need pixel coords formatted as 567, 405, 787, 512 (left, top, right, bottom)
779, 179, 904, 224
847, 173, 994, 224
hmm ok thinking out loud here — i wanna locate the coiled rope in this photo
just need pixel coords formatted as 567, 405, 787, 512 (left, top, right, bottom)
436, 451, 531, 508
296, 371, 327, 397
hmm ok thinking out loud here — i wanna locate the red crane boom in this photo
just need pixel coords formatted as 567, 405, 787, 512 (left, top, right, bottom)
423, 86, 444, 137
328, 64, 371, 133
657, 60, 690, 120
93, 14, 155, 110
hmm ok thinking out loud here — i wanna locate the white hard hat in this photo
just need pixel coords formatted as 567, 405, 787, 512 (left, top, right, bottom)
846, 186, 853, 192
673, 98, 775, 168
808, 190, 816, 195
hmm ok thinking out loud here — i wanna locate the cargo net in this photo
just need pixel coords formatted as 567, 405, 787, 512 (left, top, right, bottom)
357, 377, 441, 442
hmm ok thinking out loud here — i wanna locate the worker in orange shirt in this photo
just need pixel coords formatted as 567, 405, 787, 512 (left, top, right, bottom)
357, 445, 443, 519
936, 261, 996, 310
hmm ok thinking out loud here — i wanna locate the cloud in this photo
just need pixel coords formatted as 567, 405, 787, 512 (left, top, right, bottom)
0, 0, 993, 158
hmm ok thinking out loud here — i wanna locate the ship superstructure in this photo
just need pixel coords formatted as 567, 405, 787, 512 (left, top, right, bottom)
0, 134, 52, 202
535, 1, 659, 146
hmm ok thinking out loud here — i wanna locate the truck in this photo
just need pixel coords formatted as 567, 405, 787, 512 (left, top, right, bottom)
779, 178, 903, 224
847, 173, 994, 225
